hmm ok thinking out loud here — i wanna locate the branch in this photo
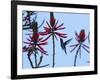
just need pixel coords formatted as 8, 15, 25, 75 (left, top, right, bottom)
27, 53, 34, 68
37, 55, 43, 67
23, 27, 32, 30
33, 64, 49, 68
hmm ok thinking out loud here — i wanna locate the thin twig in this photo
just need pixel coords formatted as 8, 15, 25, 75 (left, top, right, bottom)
27, 53, 34, 68
37, 55, 43, 67
34, 64, 49, 68
34, 48, 38, 67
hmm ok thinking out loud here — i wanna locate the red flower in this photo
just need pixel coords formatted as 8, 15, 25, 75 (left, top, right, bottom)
50, 12, 56, 27
23, 33, 48, 55
70, 29, 89, 53
70, 29, 89, 66
39, 12, 67, 41
75, 29, 86, 43
31, 33, 39, 42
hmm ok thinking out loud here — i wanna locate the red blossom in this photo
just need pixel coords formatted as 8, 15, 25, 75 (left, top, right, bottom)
75, 29, 86, 43
70, 29, 89, 53
39, 12, 67, 41
31, 33, 39, 42
70, 29, 89, 66
50, 12, 56, 27
23, 33, 48, 55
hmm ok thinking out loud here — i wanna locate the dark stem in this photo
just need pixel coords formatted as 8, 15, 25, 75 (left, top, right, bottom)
35, 64, 49, 68
27, 53, 34, 68
34, 49, 38, 67
79, 46, 81, 59
52, 34, 55, 67
74, 44, 81, 66
37, 55, 43, 67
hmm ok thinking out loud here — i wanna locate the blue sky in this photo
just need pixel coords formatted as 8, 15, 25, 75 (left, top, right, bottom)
22, 11, 90, 69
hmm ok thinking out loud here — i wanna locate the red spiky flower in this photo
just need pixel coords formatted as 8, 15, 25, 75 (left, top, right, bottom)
70, 29, 89, 66
39, 12, 67, 67
23, 33, 48, 55
39, 12, 67, 41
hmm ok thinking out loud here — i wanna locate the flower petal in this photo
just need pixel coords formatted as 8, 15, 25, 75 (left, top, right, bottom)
39, 32, 50, 35
56, 27, 66, 30
38, 37, 43, 42
75, 32, 79, 38
79, 29, 85, 42
55, 32, 67, 36
56, 23, 64, 29
46, 21, 51, 28
41, 34, 52, 42
44, 27, 51, 32
50, 12, 55, 27
70, 44, 79, 53
38, 42, 48, 45
70, 44, 79, 47
54, 20, 59, 28
75, 32, 80, 41
37, 45, 48, 55
59, 35, 67, 38
26, 38, 31, 42
82, 45, 89, 53
37, 48, 48, 55
82, 44, 89, 49
55, 32, 67, 38
31, 33, 39, 41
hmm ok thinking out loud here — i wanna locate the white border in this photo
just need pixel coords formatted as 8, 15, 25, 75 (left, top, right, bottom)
17, 5, 95, 75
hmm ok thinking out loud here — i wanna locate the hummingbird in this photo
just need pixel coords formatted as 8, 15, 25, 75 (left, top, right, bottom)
60, 38, 72, 54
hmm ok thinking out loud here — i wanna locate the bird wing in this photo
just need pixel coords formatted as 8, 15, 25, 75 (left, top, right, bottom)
64, 38, 72, 46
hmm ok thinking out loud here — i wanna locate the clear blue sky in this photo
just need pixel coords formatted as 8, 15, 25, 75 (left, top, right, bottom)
22, 11, 90, 69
